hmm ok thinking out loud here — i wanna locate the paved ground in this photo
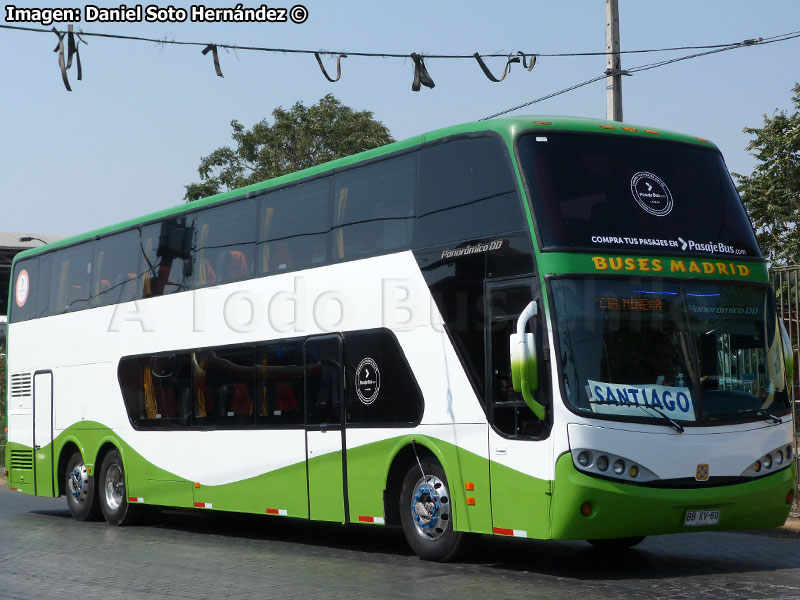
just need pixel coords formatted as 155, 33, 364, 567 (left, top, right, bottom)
1, 484, 799, 600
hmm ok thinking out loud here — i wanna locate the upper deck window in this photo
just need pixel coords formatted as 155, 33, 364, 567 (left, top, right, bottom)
517, 133, 761, 258
415, 136, 523, 248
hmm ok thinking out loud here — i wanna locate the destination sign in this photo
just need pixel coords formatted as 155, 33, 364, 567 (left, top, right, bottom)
598, 297, 665, 312
587, 380, 696, 421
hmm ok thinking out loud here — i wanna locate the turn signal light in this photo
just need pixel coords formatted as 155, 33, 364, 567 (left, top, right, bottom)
580, 501, 593, 517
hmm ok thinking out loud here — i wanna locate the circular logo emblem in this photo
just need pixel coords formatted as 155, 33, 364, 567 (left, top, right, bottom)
15, 269, 30, 307
355, 357, 380, 405
631, 171, 673, 217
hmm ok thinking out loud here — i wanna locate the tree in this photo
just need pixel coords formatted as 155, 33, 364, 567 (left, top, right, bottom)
734, 83, 800, 265
185, 95, 394, 201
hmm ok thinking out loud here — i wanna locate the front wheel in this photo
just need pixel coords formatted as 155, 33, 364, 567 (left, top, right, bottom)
98, 450, 141, 526
65, 450, 101, 521
399, 460, 464, 562
587, 536, 646, 549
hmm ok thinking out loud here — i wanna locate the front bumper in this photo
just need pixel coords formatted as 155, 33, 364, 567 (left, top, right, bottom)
550, 452, 795, 540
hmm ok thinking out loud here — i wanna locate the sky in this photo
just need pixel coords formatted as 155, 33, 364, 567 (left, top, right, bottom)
1, 0, 799, 237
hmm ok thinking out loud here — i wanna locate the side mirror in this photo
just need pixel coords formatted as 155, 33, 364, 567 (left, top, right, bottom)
778, 318, 794, 381
510, 300, 546, 420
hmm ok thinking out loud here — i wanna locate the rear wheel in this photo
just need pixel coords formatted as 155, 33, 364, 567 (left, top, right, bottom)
587, 536, 646, 549
399, 461, 464, 562
98, 449, 141, 526
65, 450, 101, 521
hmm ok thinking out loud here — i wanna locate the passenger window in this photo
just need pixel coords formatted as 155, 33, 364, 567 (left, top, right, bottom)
141, 218, 194, 297
416, 137, 523, 248
258, 179, 330, 274
305, 336, 342, 426
93, 230, 142, 306
192, 199, 257, 287
193, 346, 255, 427
49, 242, 94, 313
119, 353, 192, 428
333, 154, 416, 260
9, 259, 39, 322
256, 338, 305, 426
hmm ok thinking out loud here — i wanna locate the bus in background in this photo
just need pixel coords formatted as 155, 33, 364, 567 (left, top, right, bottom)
6, 117, 796, 561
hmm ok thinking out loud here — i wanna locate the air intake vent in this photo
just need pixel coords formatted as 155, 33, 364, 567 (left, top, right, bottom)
9, 450, 33, 470
10, 373, 32, 398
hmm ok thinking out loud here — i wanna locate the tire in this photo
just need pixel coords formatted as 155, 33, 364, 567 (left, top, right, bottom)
98, 449, 141, 526
587, 536, 646, 549
399, 460, 464, 562
65, 450, 101, 521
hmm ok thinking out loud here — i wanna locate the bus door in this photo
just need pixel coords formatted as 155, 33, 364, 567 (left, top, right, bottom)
32, 370, 55, 497
485, 279, 551, 540
304, 335, 348, 523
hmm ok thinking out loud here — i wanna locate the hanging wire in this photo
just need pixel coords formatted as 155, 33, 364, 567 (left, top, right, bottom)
1, 22, 798, 59
480, 31, 800, 120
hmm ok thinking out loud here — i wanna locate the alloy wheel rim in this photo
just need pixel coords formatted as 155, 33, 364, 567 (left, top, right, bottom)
104, 464, 124, 511
409, 475, 451, 540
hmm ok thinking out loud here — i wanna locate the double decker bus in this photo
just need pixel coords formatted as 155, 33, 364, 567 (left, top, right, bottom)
6, 116, 796, 561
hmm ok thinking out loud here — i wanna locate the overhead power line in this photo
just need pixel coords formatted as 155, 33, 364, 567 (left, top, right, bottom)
0, 23, 798, 95
481, 30, 800, 120
2, 22, 797, 58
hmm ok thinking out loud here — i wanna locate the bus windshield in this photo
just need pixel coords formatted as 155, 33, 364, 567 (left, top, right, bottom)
517, 132, 761, 258
551, 278, 790, 424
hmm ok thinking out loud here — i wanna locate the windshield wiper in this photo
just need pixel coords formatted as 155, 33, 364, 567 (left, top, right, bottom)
589, 400, 685, 433
712, 409, 783, 425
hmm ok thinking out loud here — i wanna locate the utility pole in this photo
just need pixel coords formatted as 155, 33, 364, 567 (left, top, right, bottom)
605, 0, 623, 121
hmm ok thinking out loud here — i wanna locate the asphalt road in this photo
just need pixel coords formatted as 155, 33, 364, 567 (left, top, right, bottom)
1, 484, 799, 600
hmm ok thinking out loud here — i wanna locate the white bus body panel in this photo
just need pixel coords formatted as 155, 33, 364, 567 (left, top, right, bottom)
7, 252, 493, 483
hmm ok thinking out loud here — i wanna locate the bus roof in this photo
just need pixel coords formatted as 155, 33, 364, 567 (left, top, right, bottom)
14, 115, 718, 262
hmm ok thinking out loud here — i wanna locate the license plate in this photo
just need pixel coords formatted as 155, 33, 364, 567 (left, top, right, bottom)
683, 509, 720, 527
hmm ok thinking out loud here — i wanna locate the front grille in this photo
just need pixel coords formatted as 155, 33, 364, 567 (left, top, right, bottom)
9, 450, 33, 470
10, 372, 32, 398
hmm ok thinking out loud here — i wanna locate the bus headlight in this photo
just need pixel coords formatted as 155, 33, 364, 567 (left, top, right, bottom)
596, 455, 609, 472
570, 449, 658, 483
741, 445, 793, 477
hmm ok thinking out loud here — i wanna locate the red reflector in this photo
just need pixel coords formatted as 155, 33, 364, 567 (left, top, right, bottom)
787, 490, 795, 505
580, 502, 592, 516
493, 527, 514, 536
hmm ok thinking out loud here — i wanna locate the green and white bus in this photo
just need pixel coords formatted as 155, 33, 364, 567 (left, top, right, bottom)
6, 116, 796, 561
